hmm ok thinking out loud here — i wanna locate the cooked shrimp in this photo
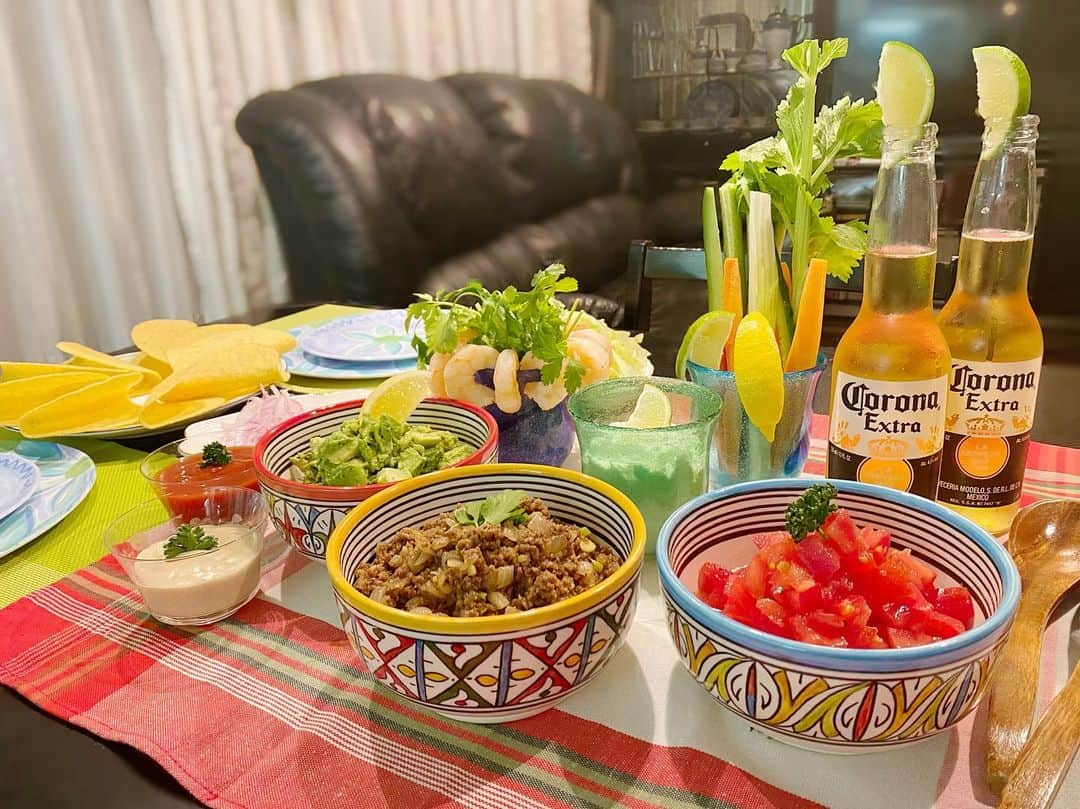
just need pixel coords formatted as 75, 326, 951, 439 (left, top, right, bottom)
443, 344, 498, 407
428, 352, 451, 397
567, 331, 612, 386
520, 352, 567, 410
493, 349, 522, 413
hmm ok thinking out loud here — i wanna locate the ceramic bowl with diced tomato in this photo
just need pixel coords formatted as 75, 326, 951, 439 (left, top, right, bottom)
656, 478, 1020, 753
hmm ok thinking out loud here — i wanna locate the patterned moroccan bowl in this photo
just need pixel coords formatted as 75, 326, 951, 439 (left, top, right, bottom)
326, 464, 647, 723
253, 399, 497, 561
657, 479, 1021, 753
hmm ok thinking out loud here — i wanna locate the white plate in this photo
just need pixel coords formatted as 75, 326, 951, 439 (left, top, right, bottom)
297, 310, 418, 363
0, 453, 40, 522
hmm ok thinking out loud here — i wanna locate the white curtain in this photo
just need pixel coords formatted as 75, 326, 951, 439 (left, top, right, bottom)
0, 0, 592, 361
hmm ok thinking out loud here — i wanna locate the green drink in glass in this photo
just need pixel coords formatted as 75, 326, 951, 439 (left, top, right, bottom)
568, 378, 721, 554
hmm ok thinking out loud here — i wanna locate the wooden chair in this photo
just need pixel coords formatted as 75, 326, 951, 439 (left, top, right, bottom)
622, 240, 708, 333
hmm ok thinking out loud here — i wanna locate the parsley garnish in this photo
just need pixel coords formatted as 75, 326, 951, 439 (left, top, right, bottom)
163, 524, 218, 559
785, 483, 838, 541
200, 441, 231, 468
406, 264, 588, 393
454, 491, 530, 527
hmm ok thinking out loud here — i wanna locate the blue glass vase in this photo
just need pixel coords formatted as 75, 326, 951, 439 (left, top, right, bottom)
687, 354, 827, 489
486, 398, 574, 467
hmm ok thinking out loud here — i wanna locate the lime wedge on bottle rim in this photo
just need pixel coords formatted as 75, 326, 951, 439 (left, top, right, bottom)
675, 310, 736, 380
876, 41, 935, 129
973, 45, 1031, 155
612, 383, 671, 429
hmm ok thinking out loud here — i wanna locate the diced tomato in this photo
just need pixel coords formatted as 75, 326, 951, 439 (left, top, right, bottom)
836, 595, 872, 631
697, 562, 730, 609
850, 625, 888, 649
910, 609, 966, 639
744, 555, 768, 599
755, 598, 789, 633
792, 615, 849, 647
822, 510, 860, 554
934, 587, 975, 630
883, 627, 936, 648
695, 507, 977, 651
772, 559, 817, 593
780, 582, 822, 614
751, 531, 791, 549
857, 525, 891, 561
807, 609, 845, 635
886, 549, 937, 592
796, 534, 841, 582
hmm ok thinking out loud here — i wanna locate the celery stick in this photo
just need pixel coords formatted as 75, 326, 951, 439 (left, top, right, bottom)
747, 192, 780, 326
702, 187, 724, 311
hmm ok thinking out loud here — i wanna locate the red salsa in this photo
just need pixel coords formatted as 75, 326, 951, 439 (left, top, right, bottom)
696, 509, 976, 649
155, 447, 259, 521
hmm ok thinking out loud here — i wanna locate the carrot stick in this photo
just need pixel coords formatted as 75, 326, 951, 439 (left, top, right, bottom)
720, 257, 742, 369
784, 257, 827, 372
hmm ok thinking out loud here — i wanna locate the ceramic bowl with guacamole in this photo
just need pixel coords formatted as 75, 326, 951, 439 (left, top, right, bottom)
253, 399, 498, 561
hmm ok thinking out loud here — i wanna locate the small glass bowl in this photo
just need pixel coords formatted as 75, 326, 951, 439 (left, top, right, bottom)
104, 487, 268, 626
141, 430, 260, 520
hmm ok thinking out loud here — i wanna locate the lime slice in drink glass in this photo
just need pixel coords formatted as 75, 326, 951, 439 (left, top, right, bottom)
973, 45, 1031, 155
876, 41, 935, 129
359, 370, 431, 422
613, 383, 671, 429
732, 313, 784, 443
675, 310, 735, 380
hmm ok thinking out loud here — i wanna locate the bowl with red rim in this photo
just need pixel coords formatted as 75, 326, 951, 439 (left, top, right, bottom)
253, 399, 498, 561
656, 478, 1021, 753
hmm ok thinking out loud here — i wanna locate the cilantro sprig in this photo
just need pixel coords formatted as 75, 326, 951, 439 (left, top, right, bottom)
453, 491, 530, 527
720, 38, 882, 308
163, 524, 219, 559
406, 264, 587, 394
200, 442, 231, 468
785, 483, 838, 541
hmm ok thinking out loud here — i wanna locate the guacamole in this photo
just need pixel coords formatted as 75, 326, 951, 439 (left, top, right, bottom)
290, 414, 473, 487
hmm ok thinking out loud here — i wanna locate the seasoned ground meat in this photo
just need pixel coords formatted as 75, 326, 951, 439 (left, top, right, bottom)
352, 497, 621, 617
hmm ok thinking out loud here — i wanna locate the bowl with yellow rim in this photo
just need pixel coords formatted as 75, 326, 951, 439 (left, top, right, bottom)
326, 463, 646, 723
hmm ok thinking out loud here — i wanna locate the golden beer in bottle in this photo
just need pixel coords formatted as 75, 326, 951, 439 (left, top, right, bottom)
828, 123, 951, 497
936, 115, 1043, 534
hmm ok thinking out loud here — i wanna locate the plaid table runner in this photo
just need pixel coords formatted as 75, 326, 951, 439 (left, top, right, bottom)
1, 419, 1077, 808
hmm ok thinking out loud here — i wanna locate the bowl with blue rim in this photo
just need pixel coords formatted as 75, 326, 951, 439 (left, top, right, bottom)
656, 478, 1020, 753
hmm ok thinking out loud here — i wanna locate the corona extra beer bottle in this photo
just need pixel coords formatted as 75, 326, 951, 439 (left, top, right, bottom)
828, 122, 951, 497
936, 114, 1043, 534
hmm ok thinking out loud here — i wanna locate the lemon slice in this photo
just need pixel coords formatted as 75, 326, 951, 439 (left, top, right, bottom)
676, 310, 735, 380
613, 383, 671, 429
876, 41, 935, 129
732, 313, 783, 442
360, 370, 431, 422
973, 45, 1031, 155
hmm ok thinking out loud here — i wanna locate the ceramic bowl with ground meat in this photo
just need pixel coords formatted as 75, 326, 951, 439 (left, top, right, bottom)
327, 464, 646, 723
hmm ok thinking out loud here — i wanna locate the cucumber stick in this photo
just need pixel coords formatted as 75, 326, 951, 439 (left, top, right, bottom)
718, 183, 746, 308
703, 187, 724, 311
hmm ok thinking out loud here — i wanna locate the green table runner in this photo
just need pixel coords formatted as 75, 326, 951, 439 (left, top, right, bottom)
0, 305, 376, 606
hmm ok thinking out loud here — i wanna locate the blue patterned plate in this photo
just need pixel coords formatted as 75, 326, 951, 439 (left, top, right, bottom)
0, 439, 96, 559
0, 453, 39, 522
298, 310, 418, 363
283, 323, 418, 380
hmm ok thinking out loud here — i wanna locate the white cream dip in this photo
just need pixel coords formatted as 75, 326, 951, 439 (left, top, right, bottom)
131, 523, 261, 621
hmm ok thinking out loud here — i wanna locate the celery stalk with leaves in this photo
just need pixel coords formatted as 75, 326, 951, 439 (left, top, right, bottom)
720, 38, 882, 322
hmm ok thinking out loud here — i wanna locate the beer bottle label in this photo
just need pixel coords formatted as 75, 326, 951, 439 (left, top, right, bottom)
828, 372, 948, 498
937, 357, 1041, 509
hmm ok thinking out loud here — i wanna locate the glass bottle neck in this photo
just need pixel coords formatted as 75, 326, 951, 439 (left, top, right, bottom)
867, 123, 939, 254
963, 114, 1039, 237
861, 247, 937, 314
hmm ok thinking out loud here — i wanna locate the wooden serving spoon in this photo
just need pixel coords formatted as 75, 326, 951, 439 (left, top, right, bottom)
985, 499, 1080, 795
998, 660, 1080, 809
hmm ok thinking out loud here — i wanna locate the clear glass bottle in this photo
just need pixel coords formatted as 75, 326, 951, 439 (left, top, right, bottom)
828, 123, 951, 498
936, 115, 1043, 534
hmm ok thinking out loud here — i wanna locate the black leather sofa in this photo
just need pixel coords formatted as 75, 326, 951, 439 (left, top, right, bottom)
236, 73, 696, 325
